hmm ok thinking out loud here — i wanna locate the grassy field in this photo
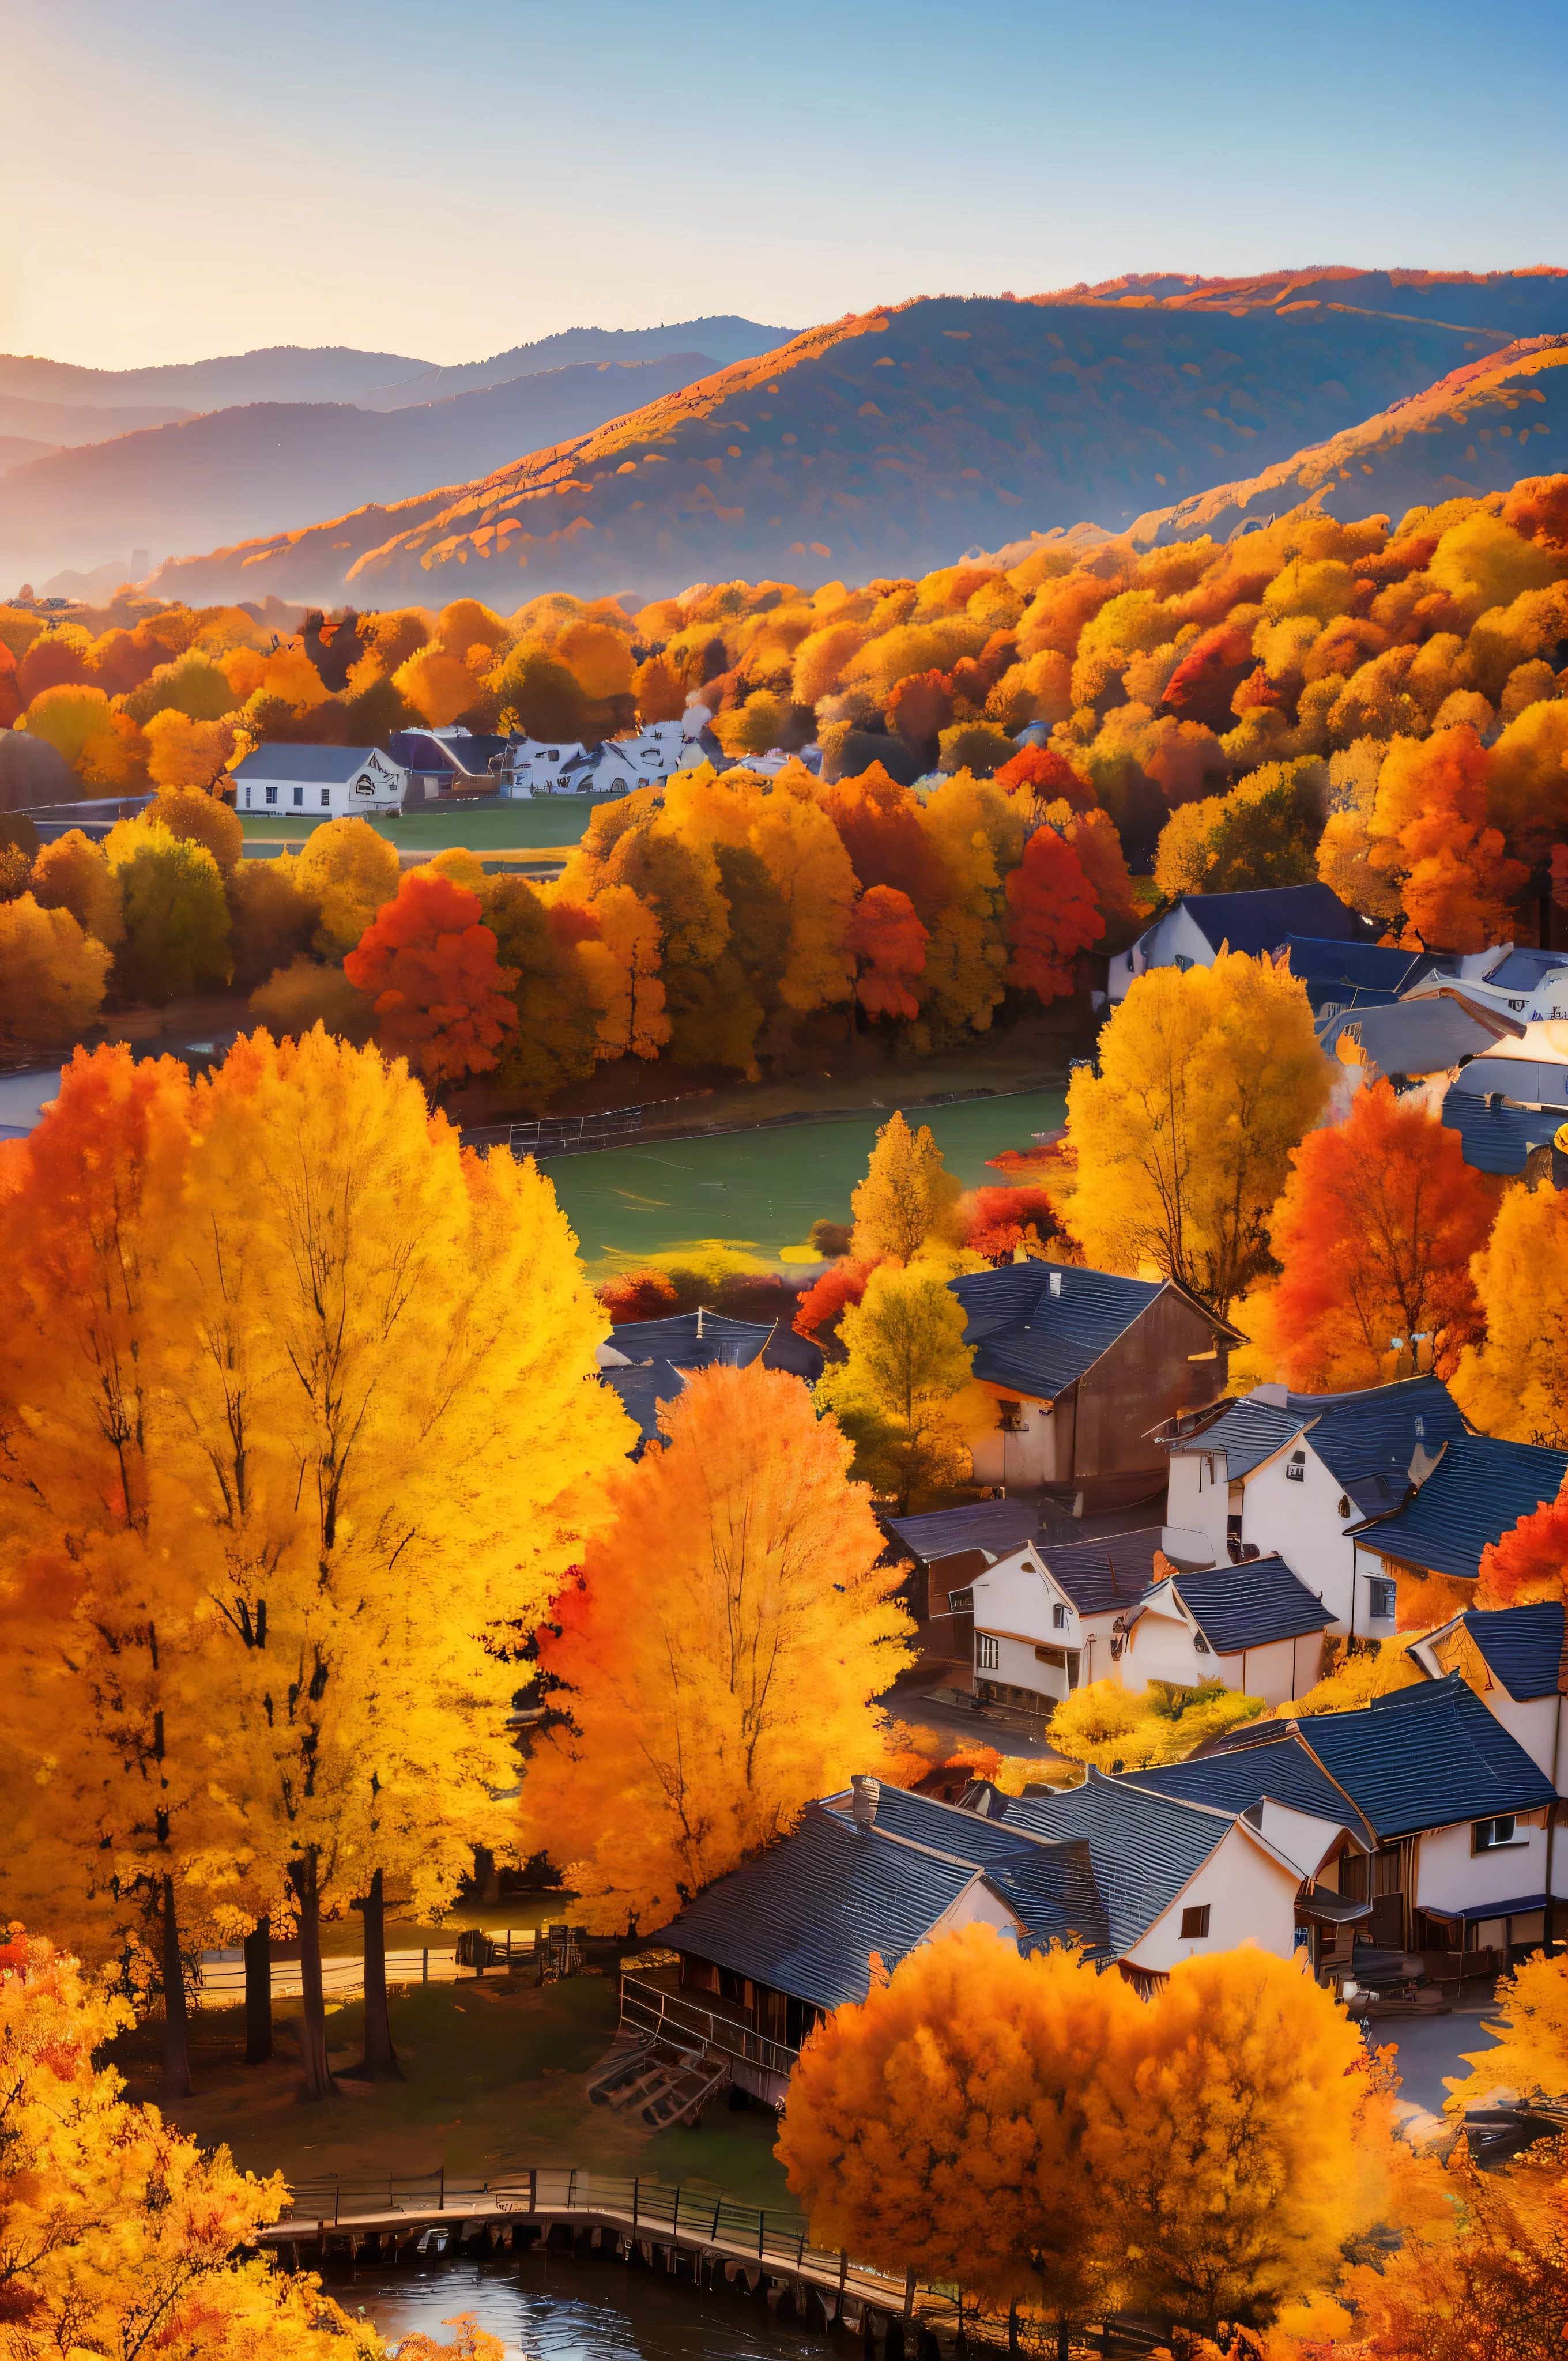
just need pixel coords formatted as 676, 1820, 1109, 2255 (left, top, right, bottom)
239, 799, 616, 853
135, 1977, 793, 2209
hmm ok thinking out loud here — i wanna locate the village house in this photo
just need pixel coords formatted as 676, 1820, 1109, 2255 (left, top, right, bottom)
388, 725, 513, 801
1320, 993, 1526, 1115
596, 1307, 822, 1449
1116, 1555, 1335, 1708
1162, 1374, 1471, 1638
499, 710, 707, 798
1198, 1675, 1562, 1962
951, 1261, 1241, 1511
1344, 1432, 1568, 1628
883, 1498, 1046, 1668
1107, 881, 1374, 1002
1407, 946, 1568, 1027
1408, 1602, 1567, 1785
231, 742, 408, 817
966, 1528, 1168, 1714
1281, 937, 1442, 1026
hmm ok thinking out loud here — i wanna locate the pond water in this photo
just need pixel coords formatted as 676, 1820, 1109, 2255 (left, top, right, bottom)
547, 1088, 1065, 1271
337, 2250, 822, 2361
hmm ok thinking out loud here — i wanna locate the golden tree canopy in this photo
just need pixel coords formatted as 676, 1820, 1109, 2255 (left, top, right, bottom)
850, 1108, 964, 1264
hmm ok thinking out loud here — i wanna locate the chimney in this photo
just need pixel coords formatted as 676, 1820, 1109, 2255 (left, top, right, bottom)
850, 1775, 880, 1831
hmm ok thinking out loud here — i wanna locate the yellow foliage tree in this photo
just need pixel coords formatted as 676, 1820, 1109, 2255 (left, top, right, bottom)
293, 815, 401, 957
1048, 1675, 1261, 1770
519, 1361, 915, 1929
1452, 1182, 1568, 1443
20, 681, 117, 767
1444, 1949, 1568, 2113
31, 826, 125, 946
147, 783, 245, 872
1275, 1630, 1428, 1718
144, 708, 234, 793
0, 1928, 380, 2360
816, 1262, 977, 1511
850, 1108, 964, 1263
395, 645, 480, 727
250, 955, 375, 1043
1068, 950, 1330, 1316
0, 894, 112, 1051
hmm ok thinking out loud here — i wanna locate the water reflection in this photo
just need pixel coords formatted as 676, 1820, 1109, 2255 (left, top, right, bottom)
341, 2251, 824, 2361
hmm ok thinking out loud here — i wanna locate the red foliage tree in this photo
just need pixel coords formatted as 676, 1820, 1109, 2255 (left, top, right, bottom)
994, 743, 1095, 813
793, 1258, 877, 1342
884, 670, 953, 765
595, 1268, 680, 1322
344, 869, 518, 1085
0, 640, 20, 730
1477, 1479, 1568, 1611
962, 1185, 1063, 1264
849, 885, 928, 1021
1160, 620, 1257, 729
1004, 825, 1102, 1002
815, 765, 951, 919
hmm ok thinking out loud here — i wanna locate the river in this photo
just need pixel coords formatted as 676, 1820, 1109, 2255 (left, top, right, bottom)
336, 2249, 824, 2361
546, 1088, 1064, 1271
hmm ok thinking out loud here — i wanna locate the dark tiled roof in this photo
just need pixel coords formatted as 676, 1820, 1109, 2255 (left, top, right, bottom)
606, 1308, 821, 1379
1178, 883, 1364, 955
600, 1359, 684, 1449
1173, 1396, 1303, 1480
1439, 1090, 1563, 1176
1352, 1435, 1568, 1583
885, 1499, 1041, 1564
1320, 997, 1507, 1076
1038, 1528, 1163, 1616
1122, 1733, 1374, 1849
1144, 1555, 1335, 1654
1449, 1054, 1568, 1109
231, 744, 391, 782
389, 730, 512, 778
655, 1805, 997, 2012
997, 1771, 1229, 1956
1175, 1376, 1467, 1492
1459, 1604, 1566, 1702
1270, 1674, 1558, 1840
1483, 948, 1568, 989
1280, 937, 1440, 998
826, 1786, 1110, 1955
949, 1262, 1167, 1399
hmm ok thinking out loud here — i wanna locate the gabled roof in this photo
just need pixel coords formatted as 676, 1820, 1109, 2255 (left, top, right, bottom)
1036, 1528, 1164, 1617
1138, 1555, 1335, 1655
949, 1261, 1215, 1400
885, 1498, 1041, 1565
1172, 1376, 1467, 1501
1122, 1732, 1374, 1849
1175, 883, 1365, 956
600, 1358, 684, 1450
1279, 937, 1441, 1000
1250, 1674, 1558, 1840
231, 744, 394, 782
655, 1804, 994, 2012
390, 729, 513, 778
1438, 1089, 1564, 1176
1349, 1434, 1568, 1584
996, 1771, 1232, 1956
823, 1784, 1110, 1956
1456, 1603, 1566, 1702
1321, 995, 1517, 1076
1481, 948, 1568, 990
1170, 1394, 1303, 1479
603, 1308, 823, 1381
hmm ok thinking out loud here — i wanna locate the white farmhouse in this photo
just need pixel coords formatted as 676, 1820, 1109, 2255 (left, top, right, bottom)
1107, 882, 1373, 1001
968, 1528, 1167, 1714
1117, 1555, 1335, 1709
1162, 1375, 1469, 1639
231, 743, 407, 819
1409, 1604, 1567, 1785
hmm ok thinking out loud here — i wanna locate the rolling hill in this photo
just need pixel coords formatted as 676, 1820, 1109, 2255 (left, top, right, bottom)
145, 270, 1568, 608
0, 353, 721, 585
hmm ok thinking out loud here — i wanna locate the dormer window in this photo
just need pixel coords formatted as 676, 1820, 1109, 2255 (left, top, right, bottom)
1049, 1270, 1062, 1298
1286, 1450, 1306, 1483
1414, 1417, 1425, 1438
1193, 1631, 1212, 1654
1052, 1603, 1068, 1630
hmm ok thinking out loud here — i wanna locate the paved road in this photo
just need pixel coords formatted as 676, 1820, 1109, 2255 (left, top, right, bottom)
1377, 1992, 1501, 2114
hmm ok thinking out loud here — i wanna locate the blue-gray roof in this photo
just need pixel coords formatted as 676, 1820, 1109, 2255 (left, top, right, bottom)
1280, 937, 1440, 1001
1350, 1434, 1568, 1584
1448, 1054, 1568, 1109
231, 744, 391, 782
997, 1771, 1231, 1955
1457, 1604, 1565, 1702
1482, 948, 1568, 990
827, 1785, 1110, 1955
1178, 883, 1366, 956
949, 1261, 1174, 1400
656, 1805, 989, 2011
1320, 997, 1512, 1076
600, 1359, 684, 1450
1175, 1377, 1468, 1502
1142, 1555, 1335, 1654
1439, 1089, 1563, 1176
885, 1499, 1041, 1564
1038, 1529, 1163, 1617
606, 1308, 823, 1381
1122, 1732, 1374, 1849
1171, 1395, 1302, 1480
1276, 1674, 1558, 1840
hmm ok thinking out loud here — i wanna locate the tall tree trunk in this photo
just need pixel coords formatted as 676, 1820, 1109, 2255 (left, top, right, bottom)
353, 1868, 404, 2082
1056, 2321, 1069, 2361
161, 1873, 192, 2099
291, 1851, 336, 2100
243, 1917, 272, 2065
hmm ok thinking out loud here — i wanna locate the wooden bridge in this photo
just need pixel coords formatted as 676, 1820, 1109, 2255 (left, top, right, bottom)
263, 2168, 1162, 2355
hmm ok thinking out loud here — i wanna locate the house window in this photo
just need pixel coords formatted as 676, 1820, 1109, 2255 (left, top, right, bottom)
1053, 1603, 1068, 1630
947, 1587, 974, 1613
244, 786, 252, 807
1193, 1631, 1211, 1654
293, 786, 304, 806
321, 790, 331, 808
1173, 953, 1194, 972
1367, 1576, 1396, 1620
1473, 1816, 1522, 1852
265, 785, 278, 806
1287, 1450, 1306, 1483
977, 1634, 1000, 1672
1180, 1905, 1211, 1940
355, 777, 375, 795
997, 1399, 1023, 1432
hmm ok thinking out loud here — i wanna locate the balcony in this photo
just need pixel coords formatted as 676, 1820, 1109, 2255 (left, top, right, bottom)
618, 1968, 800, 2092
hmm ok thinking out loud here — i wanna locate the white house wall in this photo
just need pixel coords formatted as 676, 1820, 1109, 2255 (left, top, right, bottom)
1165, 1451, 1232, 1564
1469, 1691, 1563, 1782
977, 1627, 1075, 1704
1252, 1799, 1359, 1881
1415, 1809, 1563, 1914
1123, 1823, 1303, 1972
1231, 1443, 1358, 1628
929, 1884, 1026, 1943
1121, 1618, 1315, 1707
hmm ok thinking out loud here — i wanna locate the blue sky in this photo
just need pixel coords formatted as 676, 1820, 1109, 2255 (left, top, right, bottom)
10, 0, 1566, 369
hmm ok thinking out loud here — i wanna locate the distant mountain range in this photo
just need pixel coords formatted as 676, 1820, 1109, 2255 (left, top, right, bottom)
141, 268, 1568, 609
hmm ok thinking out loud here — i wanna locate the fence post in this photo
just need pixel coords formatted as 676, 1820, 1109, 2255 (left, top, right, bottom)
758, 2209, 765, 2260
439, 2165, 444, 2213
423, 1947, 429, 1985
632, 2177, 638, 2228
904, 2264, 917, 2322
672, 2186, 680, 2235
334, 2183, 340, 2227
711, 2192, 722, 2239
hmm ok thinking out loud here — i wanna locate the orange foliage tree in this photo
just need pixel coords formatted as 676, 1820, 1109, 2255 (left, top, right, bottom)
1248, 1082, 1493, 1389
1477, 1479, 1568, 1610
1004, 825, 1101, 1002
345, 868, 519, 1085
518, 1361, 915, 1929
1370, 726, 1528, 950
793, 1258, 877, 1342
